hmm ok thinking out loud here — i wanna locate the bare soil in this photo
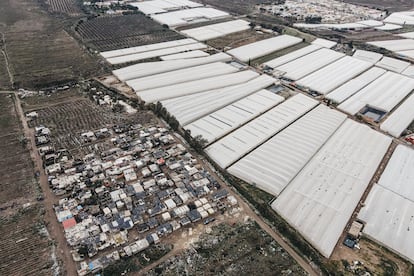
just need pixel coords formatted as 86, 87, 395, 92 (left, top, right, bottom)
207, 29, 273, 50
0, 92, 55, 276
0, 94, 35, 208
332, 238, 412, 275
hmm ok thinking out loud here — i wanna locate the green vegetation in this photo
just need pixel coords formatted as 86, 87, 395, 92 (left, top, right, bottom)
102, 258, 139, 276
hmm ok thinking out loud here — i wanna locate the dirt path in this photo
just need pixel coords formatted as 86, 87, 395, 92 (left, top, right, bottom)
7, 91, 77, 276
213, 170, 319, 276
0, 32, 14, 88
171, 133, 319, 276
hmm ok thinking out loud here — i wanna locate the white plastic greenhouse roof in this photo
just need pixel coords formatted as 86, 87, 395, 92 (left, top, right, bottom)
338, 71, 414, 114
227, 35, 302, 62
184, 90, 284, 144
397, 50, 414, 60
228, 104, 347, 196
380, 93, 414, 137
352, 50, 383, 64
377, 145, 414, 201
101, 38, 197, 59
296, 56, 372, 95
160, 50, 209, 60
326, 67, 386, 104
397, 31, 414, 39
275, 48, 344, 81
205, 94, 318, 169
138, 70, 259, 103
376, 56, 410, 73
358, 145, 414, 263
375, 23, 402, 31
113, 52, 231, 81
357, 20, 384, 27
294, 22, 367, 30
151, 8, 230, 27
368, 39, 414, 52
106, 42, 207, 65
130, 0, 202, 15
358, 185, 414, 264
181, 19, 250, 41
402, 65, 414, 77
311, 38, 337, 49
384, 12, 414, 25
263, 44, 322, 69
161, 74, 276, 125
272, 119, 392, 258
126, 62, 238, 92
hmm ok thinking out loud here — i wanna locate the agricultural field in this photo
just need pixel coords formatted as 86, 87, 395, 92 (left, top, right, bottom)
0, 94, 36, 209
207, 30, 273, 50
0, 58, 10, 89
147, 221, 307, 275
251, 41, 309, 65
45, 0, 83, 16
0, 93, 55, 275
21, 85, 156, 157
0, 0, 102, 89
76, 14, 184, 51
0, 206, 55, 276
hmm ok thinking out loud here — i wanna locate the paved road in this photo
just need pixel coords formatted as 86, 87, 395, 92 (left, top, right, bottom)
8, 91, 78, 276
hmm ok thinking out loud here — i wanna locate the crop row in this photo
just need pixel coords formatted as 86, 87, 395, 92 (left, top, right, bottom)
46, 0, 82, 15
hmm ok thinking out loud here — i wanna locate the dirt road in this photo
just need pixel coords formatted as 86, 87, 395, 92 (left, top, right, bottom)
208, 164, 320, 276
172, 133, 319, 276
0, 33, 14, 88
7, 91, 78, 276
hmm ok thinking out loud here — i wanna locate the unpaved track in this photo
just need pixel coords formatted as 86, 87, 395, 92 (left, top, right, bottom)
0, 33, 14, 88
4, 91, 78, 276
4, 91, 319, 276
171, 134, 320, 276
212, 169, 319, 276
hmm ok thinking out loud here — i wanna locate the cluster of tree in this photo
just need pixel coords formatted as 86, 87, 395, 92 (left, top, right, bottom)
305, 16, 322, 24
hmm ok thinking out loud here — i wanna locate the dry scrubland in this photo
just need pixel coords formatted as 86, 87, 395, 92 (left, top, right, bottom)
147, 221, 306, 275
0, 94, 54, 276
76, 14, 184, 51
0, 0, 102, 89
